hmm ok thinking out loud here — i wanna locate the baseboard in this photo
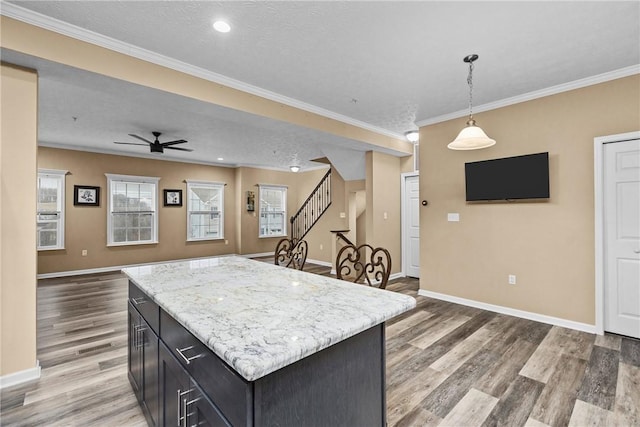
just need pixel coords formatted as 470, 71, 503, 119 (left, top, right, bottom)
241, 252, 274, 259
37, 253, 330, 279
0, 361, 41, 389
37, 254, 239, 279
417, 289, 597, 334
389, 272, 404, 281
330, 271, 404, 284
306, 258, 332, 268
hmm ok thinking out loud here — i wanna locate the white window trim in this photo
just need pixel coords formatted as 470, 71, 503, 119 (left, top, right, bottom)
258, 184, 288, 238
106, 173, 160, 247
37, 169, 67, 251
185, 180, 225, 242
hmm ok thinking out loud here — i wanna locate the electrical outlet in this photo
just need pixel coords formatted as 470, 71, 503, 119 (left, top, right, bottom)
508, 275, 516, 285
320, 244, 323, 251
224, 240, 228, 245
82, 249, 88, 256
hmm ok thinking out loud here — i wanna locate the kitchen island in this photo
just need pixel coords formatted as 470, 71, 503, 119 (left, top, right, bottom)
123, 256, 415, 427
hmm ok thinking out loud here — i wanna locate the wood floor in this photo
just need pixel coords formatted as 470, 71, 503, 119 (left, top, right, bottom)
1, 260, 639, 426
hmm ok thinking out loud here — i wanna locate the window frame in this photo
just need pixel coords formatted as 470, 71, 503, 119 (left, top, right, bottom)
186, 180, 225, 242
37, 168, 67, 251
106, 173, 160, 247
258, 184, 288, 238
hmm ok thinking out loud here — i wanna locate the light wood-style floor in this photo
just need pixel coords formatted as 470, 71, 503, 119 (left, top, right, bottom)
1, 260, 639, 426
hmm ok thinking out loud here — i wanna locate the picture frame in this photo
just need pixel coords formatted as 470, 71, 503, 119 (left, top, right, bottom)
74, 185, 100, 206
164, 189, 183, 207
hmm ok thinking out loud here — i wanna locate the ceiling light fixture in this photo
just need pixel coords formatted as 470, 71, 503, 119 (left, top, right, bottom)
217, 157, 224, 161
289, 165, 300, 173
405, 130, 419, 143
213, 20, 231, 33
448, 54, 496, 151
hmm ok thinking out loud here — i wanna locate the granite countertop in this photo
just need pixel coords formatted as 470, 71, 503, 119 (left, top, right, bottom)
122, 256, 416, 381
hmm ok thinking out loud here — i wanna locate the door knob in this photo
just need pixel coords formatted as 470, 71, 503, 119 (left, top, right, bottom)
635, 249, 640, 254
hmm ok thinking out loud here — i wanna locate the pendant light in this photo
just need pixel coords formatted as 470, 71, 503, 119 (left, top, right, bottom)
448, 54, 496, 150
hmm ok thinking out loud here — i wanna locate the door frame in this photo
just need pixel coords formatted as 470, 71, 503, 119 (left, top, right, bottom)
401, 171, 419, 278
594, 130, 640, 335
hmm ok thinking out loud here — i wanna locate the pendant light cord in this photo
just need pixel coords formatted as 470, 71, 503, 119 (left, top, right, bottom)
467, 60, 474, 118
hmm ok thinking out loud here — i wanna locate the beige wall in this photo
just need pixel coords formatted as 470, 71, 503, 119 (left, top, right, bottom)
366, 151, 402, 274
1, 64, 38, 376
36, 147, 348, 273
37, 148, 237, 274
234, 165, 346, 263
234, 166, 300, 256
419, 75, 640, 325
303, 168, 348, 264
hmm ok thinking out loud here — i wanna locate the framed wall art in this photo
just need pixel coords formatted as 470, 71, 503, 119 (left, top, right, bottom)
74, 185, 100, 206
164, 189, 183, 207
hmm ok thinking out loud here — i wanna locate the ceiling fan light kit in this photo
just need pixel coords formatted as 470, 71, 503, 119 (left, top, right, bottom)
448, 54, 496, 151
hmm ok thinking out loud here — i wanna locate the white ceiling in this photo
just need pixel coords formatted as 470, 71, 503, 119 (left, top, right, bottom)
2, 1, 639, 173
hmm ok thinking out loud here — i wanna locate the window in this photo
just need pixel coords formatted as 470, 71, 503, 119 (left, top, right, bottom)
259, 184, 287, 238
37, 169, 66, 250
186, 181, 224, 241
106, 174, 159, 246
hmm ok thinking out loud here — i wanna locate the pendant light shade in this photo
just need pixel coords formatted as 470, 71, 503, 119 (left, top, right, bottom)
447, 118, 496, 150
449, 54, 496, 151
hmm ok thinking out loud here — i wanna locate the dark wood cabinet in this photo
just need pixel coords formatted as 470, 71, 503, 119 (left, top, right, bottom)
128, 297, 159, 426
129, 280, 386, 427
159, 343, 229, 427
128, 302, 143, 398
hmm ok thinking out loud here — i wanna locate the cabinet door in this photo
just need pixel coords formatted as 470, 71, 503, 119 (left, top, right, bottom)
128, 302, 143, 401
141, 316, 159, 426
187, 382, 230, 427
159, 343, 191, 427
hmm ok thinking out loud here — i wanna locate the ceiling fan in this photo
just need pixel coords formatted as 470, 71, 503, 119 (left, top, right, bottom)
114, 131, 193, 153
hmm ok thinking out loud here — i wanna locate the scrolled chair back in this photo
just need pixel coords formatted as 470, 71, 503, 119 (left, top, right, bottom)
274, 238, 308, 271
336, 243, 391, 289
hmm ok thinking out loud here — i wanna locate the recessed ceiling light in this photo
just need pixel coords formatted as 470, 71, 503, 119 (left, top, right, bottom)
217, 157, 224, 161
213, 20, 231, 33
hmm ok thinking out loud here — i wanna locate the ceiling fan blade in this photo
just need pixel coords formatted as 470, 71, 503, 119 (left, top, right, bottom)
161, 139, 188, 146
114, 142, 149, 146
128, 134, 153, 144
165, 146, 194, 152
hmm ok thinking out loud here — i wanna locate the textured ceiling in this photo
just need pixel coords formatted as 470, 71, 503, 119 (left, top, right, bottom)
2, 1, 639, 172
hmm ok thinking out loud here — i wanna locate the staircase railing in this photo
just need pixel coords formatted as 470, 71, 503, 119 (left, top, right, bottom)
290, 169, 332, 242
335, 231, 354, 246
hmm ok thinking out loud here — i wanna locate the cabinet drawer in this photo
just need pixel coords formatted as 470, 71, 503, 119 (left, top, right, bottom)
160, 309, 252, 427
129, 281, 159, 335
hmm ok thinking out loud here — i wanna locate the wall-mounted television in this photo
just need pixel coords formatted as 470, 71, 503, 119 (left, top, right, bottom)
465, 152, 550, 201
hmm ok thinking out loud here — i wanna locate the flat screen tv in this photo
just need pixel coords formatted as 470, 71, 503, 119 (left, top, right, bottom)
465, 152, 550, 201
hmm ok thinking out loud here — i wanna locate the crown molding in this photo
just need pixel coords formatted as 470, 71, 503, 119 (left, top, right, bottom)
38, 141, 329, 172
1, 3, 404, 141
417, 64, 640, 127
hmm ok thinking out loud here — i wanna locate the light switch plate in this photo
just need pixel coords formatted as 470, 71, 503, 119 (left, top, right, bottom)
447, 213, 460, 222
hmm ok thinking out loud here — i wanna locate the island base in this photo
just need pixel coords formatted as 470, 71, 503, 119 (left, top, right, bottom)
129, 284, 387, 426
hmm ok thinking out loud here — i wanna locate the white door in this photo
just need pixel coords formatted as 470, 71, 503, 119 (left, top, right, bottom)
604, 138, 640, 338
403, 174, 420, 278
